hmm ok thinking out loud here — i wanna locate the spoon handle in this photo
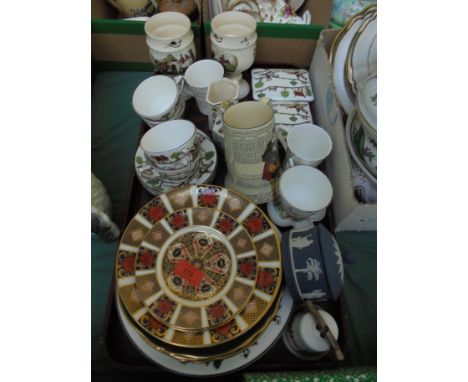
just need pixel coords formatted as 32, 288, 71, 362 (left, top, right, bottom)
305, 300, 344, 361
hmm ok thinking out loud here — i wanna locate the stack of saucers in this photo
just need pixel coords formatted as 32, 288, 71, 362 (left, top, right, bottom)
132, 75, 186, 127
115, 184, 293, 376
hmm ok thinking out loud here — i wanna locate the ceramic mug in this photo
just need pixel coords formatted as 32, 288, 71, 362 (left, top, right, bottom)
106, 0, 157, 18
290, 310, 339, 353
223, 99, 279, 204
140, 119, 199, 171
132, 75, 184, 120
285, 124, 333, 169
144, 12, 196, 74
206, 78, 239, 131
279, 165, 333, 220
183, 59, 225, 115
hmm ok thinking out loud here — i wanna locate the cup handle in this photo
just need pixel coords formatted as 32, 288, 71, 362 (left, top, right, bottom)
173, 75, 186, 95
287, 157, 295, 169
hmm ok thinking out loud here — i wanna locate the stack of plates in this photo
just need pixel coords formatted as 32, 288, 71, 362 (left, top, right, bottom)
115, 184, 293, 376
331, 5, 377, 184
330, 5, 377, 116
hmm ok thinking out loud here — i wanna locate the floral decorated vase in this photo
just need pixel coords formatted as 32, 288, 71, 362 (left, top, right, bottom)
144, 11, 196, 74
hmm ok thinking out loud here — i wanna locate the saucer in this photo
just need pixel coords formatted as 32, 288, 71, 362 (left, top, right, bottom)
267, 199, 326, 229
135, 130, 217, 195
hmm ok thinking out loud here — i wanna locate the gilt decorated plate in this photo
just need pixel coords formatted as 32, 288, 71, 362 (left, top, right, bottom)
329, 5, 376, 115
116, 184, 282, 348
116, 286, 293, 376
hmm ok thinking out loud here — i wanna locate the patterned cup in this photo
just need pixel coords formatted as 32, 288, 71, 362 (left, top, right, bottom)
140, 119, 199, 171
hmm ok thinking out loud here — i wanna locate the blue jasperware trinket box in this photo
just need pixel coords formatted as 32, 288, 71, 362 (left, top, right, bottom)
281, 224, 344, 302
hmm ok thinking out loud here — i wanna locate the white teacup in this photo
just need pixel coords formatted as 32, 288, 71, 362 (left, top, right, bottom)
183, 59, 225, 115
285, 124, 333, 169
132, 75, 183, 120
140, 119, 198, 171
279, 166, 333, 220
290, 310, 339, 353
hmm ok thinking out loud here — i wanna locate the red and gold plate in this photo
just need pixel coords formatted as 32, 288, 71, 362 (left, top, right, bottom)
115, 184, 282, 348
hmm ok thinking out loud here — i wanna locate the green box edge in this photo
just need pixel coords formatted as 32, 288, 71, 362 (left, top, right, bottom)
91, 18, 201, 36
204, 21, 323, 40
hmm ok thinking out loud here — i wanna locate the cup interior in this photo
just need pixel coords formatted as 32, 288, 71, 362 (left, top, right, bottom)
140, 119, 195, 153
223, 101, 273, 129
184, 60, 224, 88
211, 11, 256, 37
280, 166, 333, 212
133, 76, 177, 118
144, 11, 190, 40
287, 125, 332, 161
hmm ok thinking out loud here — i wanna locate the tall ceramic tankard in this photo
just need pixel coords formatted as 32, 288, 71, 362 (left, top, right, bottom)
222, 100, 280, 204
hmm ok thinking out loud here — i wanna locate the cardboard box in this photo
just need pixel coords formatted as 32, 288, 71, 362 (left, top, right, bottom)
91, 0, 203, 71
203, 0, 332, 67
309, 29, 377, 231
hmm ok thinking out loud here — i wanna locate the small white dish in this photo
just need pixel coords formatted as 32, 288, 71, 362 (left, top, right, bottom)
251, 69, 314, 102
135, 130, 218, 195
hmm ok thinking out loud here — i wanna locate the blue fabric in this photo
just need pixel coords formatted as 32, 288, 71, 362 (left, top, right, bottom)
91, 70, 152, 368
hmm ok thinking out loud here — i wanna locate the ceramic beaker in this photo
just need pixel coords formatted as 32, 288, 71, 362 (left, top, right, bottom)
222, 100, 279, 204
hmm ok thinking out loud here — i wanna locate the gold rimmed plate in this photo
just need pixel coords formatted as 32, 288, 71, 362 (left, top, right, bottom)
346, 11, 377, 95
116, 287, 284, 364
329, 4, 377, 115
115, 184, 282, 348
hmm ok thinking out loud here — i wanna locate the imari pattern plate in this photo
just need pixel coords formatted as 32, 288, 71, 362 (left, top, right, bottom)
251, 69, 314, 102
115, 185, 282, 348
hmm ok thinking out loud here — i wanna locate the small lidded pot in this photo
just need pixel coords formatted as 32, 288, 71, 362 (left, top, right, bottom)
144, 11, 196, 74
281, 224, 344, 302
